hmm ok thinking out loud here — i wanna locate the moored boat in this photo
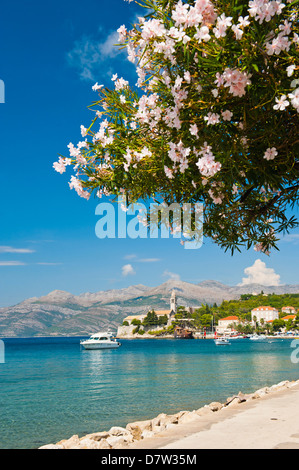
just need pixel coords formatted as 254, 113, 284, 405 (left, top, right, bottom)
80, 331, 121, 350
249, 334, 267, 341
214, 337, 231, 345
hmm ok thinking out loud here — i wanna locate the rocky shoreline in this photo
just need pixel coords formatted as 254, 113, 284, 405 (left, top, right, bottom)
39, 378, 299, 450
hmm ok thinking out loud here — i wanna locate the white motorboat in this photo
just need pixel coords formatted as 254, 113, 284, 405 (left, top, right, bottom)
80, 331, 121, 350
249, 334, 266, 341
214, 337, 231, 345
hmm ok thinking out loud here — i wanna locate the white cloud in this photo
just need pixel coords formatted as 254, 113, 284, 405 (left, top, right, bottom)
99, 31, 120, 58
124, 255, 160, 263
124, 254, 137, 260
67, 30, 124, 81
36, 263, 62, 266
0, 261, 26, 266
0, 246, 35, 253
121, 264, 136, 277
239, 259, 281, 286
281, 234, 299, 245
163, 270, 181, 281
137, 258, 160, 263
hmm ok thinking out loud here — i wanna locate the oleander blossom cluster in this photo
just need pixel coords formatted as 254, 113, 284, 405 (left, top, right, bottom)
54, 0, 299, 252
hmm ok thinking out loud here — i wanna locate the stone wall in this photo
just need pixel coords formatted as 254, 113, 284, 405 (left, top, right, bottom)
117, 324, 167, 338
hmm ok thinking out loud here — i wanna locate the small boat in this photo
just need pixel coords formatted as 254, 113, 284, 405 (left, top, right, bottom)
214, 337, 231, 345
80, 331, 121, 350
249, 334, 266, 341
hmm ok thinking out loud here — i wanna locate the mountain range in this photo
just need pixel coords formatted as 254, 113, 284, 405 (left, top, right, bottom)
1, 280, 298, 337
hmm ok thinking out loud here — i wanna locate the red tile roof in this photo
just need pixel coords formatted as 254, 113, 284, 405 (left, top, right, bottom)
219, 316, 239, 321
252, 306, 278, 311
282, 315, 296, 320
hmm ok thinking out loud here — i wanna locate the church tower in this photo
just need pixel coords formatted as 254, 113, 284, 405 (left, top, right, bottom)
170, 290, 177, 313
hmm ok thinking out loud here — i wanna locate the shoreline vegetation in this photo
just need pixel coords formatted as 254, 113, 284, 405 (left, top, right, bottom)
39, 378, 299, 450
119, 293, 299, 339
116, 333, 299, 340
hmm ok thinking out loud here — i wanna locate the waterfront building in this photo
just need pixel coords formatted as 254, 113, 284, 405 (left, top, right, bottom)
281, 306, 297, 315
216, 315, 240, 335
251, 306, 279, 324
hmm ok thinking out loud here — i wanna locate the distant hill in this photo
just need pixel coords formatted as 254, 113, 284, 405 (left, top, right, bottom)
0, 280, 298, 337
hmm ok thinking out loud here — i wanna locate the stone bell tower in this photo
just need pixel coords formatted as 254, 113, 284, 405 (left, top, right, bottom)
170, 290, 177, 314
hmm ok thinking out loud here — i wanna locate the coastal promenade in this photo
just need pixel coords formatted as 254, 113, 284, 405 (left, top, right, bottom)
129, 381, 299, 450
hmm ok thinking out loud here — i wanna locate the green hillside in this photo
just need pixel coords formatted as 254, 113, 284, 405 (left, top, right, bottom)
211, 293, 299, 322
185, 293, 299, 333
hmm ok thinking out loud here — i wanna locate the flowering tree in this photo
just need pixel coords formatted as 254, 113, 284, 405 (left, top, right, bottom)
54, 0, 299, 253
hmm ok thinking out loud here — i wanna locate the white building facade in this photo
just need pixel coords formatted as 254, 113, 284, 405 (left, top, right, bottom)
216, 316, 240, 335
281, 306, 297, 315
251, 306, 279, 324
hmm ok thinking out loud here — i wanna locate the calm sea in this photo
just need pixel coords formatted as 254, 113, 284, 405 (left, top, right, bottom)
0, 336, 298, 449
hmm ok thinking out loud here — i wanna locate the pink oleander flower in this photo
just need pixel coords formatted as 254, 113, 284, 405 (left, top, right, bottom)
288, 88, 299, 111
92, 82, 104, 92
80, 125, 87, 137
67, 142, 81, 158
263, 147, 278, 160
196, 142, 221, 177
141, 18, 166, 40
232, 24, 243, 40
171, 0, 189, 26
194, 25, 211, 43
190, 123, 199, 137
249, 0, 285, 24
232, 184, 239, 194
254, 242, 270, 256
208, 189, 223, 204
213, 13, 232, 38
279, 20, 292, 36
164, 166, 174, 179
114, 77, 129, 91
217, 68, 251, 97
117, 24, 127, 42
69, 176, 90, 200
204, 112, 220, 125
194, 0, 217, 25
237, 15, 250, 27
265, 33, 291, 56
221, 110, 233, 121
53, 157, 71, 174
273, 94, 289, 110
184, 71, 191, 83
286, 65, 296, 77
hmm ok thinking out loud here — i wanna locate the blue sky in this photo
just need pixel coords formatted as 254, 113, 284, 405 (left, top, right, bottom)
0, 0, 298, 307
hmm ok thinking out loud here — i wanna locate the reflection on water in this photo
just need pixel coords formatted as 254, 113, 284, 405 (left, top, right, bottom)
0, 337, 298, 448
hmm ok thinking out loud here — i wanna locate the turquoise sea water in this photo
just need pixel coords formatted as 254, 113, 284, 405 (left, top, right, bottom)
0, 336, 298, 449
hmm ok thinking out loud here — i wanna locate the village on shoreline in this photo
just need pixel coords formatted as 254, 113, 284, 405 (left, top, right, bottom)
117, 290, 299, 340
